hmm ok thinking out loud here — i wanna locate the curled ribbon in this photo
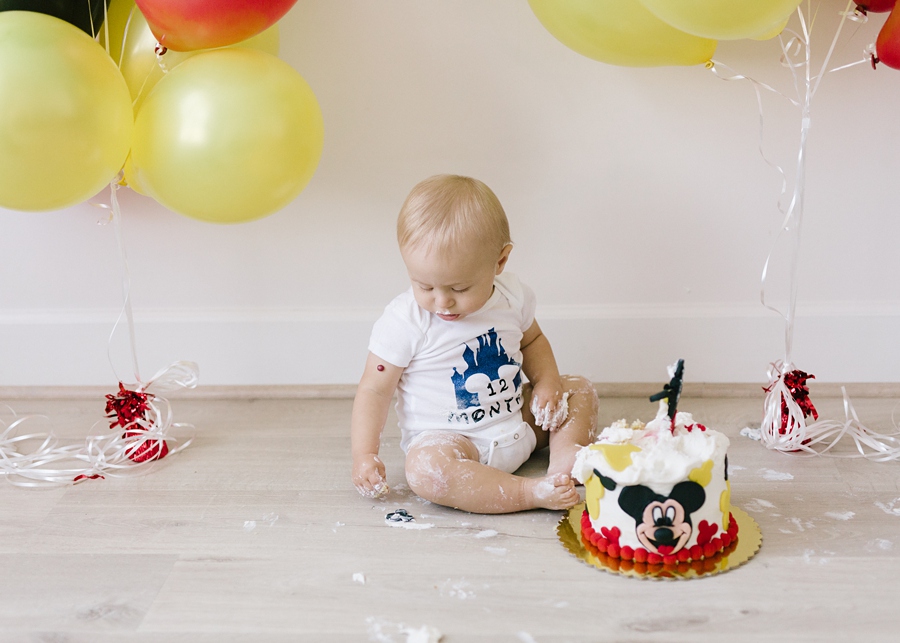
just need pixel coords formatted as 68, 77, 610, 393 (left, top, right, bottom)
0, 361, 198, 487
760, 362, 900, 460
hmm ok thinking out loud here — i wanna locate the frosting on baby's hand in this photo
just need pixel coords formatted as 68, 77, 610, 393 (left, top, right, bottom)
353, 454, 389, 498
531, 392, 569, 432
356, 479, 389, 499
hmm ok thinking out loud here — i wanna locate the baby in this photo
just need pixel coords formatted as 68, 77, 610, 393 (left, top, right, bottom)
351, 175, 598, 513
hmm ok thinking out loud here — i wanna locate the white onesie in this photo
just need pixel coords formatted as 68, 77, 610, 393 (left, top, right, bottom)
369, 272, 538, 473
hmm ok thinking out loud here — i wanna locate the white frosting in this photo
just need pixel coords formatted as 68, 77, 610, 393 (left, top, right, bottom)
573, 403, 729, 495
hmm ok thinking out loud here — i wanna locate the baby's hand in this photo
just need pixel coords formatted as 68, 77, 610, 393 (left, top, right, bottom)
352, 453, 389, 498
530, 384, 569, 432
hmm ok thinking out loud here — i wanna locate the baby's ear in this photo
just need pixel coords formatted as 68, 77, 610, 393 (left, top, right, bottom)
495, 243, 513, 275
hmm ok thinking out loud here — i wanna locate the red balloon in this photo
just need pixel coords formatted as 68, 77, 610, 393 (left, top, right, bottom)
856, 0, 896, 13
134, 0, 297, 51
876, 4, 900, 69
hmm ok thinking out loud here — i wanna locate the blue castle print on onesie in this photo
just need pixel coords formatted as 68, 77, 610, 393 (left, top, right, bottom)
450, 328, 522, 417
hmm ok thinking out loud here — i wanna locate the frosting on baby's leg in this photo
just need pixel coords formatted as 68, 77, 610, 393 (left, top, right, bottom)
404, 432, 579, 514
547, 375, 599, 478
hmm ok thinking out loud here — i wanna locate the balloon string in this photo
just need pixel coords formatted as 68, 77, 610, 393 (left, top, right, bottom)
110, 4, 165, 109
119, 4, 136, 69
705, 62, 796, 363
706, 60, 800, 106
88, 0, 97, 40
98, 0, 106, 43
133, 62, 158, 109
108, 179, 142, 384
826, 4, 873, 75
780, 3, 859, 364
713, 3, 866, 368
805, 0, 822, 37
706, 61, 792, 212
812, 1, 855, 97
115, 5, 158, 109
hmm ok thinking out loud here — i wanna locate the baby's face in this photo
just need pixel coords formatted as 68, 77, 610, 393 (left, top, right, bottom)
401, 242, 509, 322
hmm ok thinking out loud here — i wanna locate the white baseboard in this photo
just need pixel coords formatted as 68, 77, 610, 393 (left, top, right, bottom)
1, 303, 898, 386
2, 382, 898, 401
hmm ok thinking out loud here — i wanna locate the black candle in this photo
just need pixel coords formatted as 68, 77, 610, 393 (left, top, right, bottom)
649, 359, 685, 421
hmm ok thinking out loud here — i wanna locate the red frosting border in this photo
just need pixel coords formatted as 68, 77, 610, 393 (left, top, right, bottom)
581, 510, 739, 566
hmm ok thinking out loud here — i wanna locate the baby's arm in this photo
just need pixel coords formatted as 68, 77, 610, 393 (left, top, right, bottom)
520, 320, 567, 431
351, 351, 403, 498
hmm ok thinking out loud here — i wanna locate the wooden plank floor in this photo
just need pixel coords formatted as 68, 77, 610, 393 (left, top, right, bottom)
0, 393, 898, 642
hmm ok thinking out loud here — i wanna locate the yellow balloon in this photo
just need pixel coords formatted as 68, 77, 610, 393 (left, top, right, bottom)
639, 0, 802, 41
752, 17, 790, 41
235, 23, 280, 58
107, 0, 280, 114
129, 49, 324, 223
0, 12, 133, 211
528, 0, 716, 67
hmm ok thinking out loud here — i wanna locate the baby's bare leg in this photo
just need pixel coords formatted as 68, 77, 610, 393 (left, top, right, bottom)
525, 375, 599, 478
404, 432, 579, 514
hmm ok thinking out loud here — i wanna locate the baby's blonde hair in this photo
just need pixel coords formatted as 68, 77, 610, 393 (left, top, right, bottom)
397, 175, 511, 255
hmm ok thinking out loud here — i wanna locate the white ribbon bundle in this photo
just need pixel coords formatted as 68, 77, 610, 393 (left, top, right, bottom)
760, 362, 900, 460
0, 361, 199, 487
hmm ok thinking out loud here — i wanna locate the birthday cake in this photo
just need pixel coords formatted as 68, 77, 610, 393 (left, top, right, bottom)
571, 362, 737, 566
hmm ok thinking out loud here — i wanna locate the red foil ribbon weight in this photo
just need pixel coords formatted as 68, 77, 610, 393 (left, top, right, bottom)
105, 383, 169, 462
765, 369, 819, 435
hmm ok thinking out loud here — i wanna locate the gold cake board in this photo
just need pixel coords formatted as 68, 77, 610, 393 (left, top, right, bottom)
557, 503, 761, 580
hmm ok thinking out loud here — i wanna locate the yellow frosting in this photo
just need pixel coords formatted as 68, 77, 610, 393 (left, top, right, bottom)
589, 443, 641, 471
720, 480, 731, 530
585, 474, 604, 520
689, 459, 714, 487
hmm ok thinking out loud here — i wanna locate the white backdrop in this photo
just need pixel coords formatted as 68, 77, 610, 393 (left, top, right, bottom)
1, 1, 899, 386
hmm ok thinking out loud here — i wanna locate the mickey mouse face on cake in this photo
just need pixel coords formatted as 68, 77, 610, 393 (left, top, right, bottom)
619, 481, 706, 556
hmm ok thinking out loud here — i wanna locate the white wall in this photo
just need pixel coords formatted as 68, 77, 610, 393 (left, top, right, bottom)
2, 1, 899, 387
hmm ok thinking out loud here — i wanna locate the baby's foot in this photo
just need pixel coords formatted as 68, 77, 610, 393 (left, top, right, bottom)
526, 473, 579, 510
